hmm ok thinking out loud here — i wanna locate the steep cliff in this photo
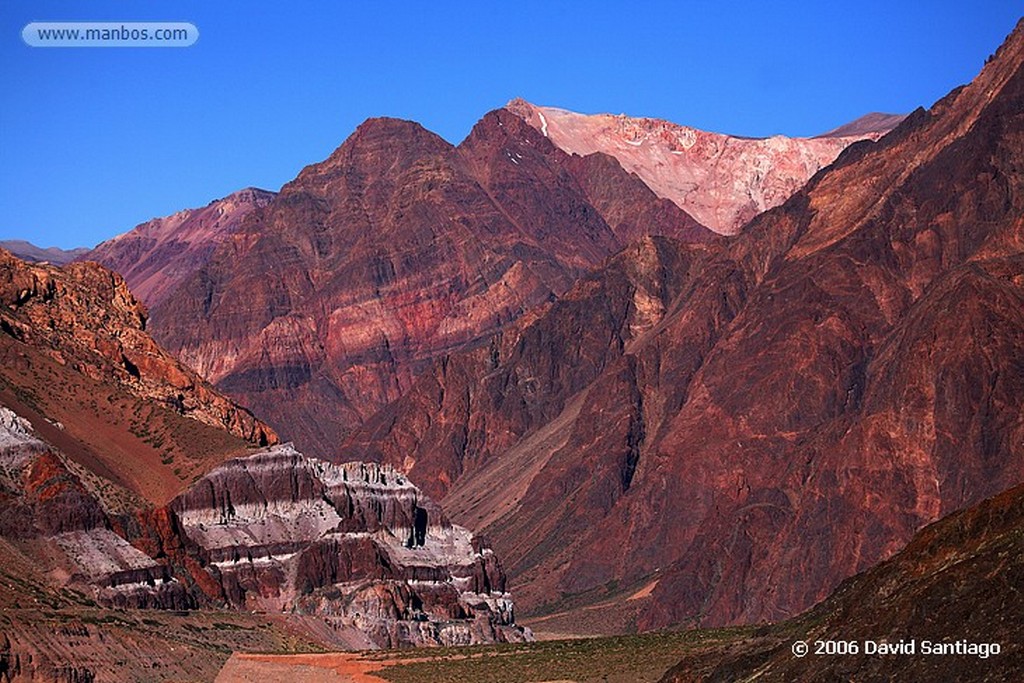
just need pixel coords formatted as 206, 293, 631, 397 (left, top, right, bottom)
0, 408, 527, 679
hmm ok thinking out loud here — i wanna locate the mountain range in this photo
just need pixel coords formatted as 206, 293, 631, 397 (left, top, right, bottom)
2, 16, 1022, 682
346, 21, 1024, 631
81, 101, 888, 470
0, 240, 88, 266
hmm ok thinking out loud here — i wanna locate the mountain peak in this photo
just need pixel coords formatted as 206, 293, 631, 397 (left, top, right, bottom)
343, 115, 448, 151
507, 101, 892, 234
817, 112, 908, 138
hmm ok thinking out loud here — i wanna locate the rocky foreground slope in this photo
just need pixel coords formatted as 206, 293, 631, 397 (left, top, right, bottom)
0, 248, 275, 504
345, 20, 1024, 631
658, 481, 1024, 682
0, 406, 523, 660
0, 252, 526, 680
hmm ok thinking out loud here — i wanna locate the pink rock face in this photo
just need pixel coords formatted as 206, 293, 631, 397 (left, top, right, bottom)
506, 99, 901, 235
83, 188, 276, 306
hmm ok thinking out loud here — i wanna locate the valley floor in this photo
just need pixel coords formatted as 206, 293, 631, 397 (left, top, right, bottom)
214, 628, 762, 683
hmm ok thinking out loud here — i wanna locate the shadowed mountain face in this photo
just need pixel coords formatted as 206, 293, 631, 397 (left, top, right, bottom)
146, 109, 708, 461
345, 21, 1024, 629
658, 482, 1024, 682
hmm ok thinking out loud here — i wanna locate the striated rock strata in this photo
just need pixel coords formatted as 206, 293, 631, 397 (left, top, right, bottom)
145, 109, 708, 461
0, 408, 526, 656
172, 445, 525, 648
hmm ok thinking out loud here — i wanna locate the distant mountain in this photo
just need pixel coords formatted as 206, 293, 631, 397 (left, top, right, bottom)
817, 111, 908, 138
344, 20, 1024, 631
506, 99, 901, 235
82, 187, 276, 306
0, 240, 88, 265
144, 110, 708, 461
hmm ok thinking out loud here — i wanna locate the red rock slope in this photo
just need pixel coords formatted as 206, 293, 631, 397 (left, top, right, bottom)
506, 99, 901, 235
658, 481, 1024, 682
0, 248, 275, 504
347, 20, 1024, 630
146, 110, 708, 461
0, 251, 529, 680
83, 187, 276, 306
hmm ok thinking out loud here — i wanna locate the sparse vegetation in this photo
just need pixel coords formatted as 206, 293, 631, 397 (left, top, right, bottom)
369, 627, 758, 683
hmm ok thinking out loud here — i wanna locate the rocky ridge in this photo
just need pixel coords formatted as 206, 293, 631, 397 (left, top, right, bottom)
0, 248, 275, 450
83, 188, 276, 306
144, 109, 708, 461
506, 98, 902, 235
0, 249, 528, 679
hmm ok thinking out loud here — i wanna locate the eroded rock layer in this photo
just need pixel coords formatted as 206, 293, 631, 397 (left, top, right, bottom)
171, 445, 525, 648
0, 407, 527, 673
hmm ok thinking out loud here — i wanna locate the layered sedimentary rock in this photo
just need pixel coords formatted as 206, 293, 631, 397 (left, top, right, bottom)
349, 21, 1024, 630
506, 98, 901, 235
0, 249, 527, 680
146, 110, 707, 460
83, 187, 276, 306
0, 404, 193, 612
0, 407, 525, 679
172, 445, 524, 648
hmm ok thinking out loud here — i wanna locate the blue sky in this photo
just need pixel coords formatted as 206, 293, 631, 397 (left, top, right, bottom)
1, 2, 1021, 249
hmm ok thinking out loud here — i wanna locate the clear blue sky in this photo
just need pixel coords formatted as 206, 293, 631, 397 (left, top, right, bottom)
2, 1, 1021, 249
